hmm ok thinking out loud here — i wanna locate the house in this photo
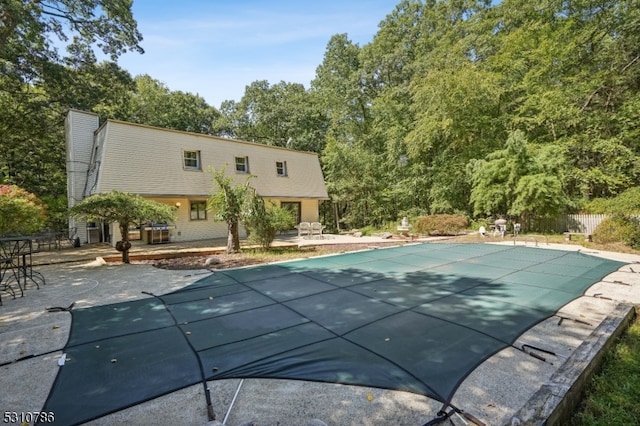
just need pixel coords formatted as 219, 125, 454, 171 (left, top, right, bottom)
65, 110, 329, 245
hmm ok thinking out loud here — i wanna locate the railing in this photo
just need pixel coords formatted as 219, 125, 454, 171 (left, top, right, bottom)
31, 228, 79, 251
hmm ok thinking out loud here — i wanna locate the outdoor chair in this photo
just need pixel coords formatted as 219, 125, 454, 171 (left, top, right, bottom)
311, 222, 325, 239
0, 256, 18, 305
493, 224, 506, 238
297, 222, 311, 239
33, 231, 59, 251
59, 227, 80, 248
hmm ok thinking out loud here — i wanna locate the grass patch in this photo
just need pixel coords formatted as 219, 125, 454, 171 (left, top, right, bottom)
569, 311, 640, 426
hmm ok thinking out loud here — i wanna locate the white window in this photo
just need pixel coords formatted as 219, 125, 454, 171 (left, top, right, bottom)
276, 161, 287, 177
190, 201, 207, 220
235, 156, 249, 173
183, 150, 201, 170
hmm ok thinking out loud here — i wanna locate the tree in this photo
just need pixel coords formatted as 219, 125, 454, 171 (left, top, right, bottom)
587, 187, 640, 216
70, 191, 175, 263
116, 75, 220, 134
468, 130, 570, 221
0, 185, 46, 236
207, 168, 251, 254
311, 34, 368, 143
1, 0, 142, 88
0, 61, 135, 199
1, 0, 144, 227
588, 187, 640, 249
564, 136, 640, 200
218, 80, 326, 151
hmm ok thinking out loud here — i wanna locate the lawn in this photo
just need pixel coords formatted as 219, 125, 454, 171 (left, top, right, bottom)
569, 309, 640, 425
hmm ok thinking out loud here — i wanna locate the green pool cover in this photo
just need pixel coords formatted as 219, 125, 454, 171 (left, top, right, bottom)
41, 243, 625, 425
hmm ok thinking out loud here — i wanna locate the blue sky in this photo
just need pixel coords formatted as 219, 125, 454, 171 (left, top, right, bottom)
116, 1, 400, 108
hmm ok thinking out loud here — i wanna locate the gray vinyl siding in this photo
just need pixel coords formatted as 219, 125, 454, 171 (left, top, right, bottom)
65, 110, 99, 207
65, 110, 100, 243
69, 113, 328, 244
93, 121, 328, 200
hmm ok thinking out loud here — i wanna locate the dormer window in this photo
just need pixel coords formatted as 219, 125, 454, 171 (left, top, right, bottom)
235, 156, 249, 173
183, 150, 201, 170
276, 161, 287, 177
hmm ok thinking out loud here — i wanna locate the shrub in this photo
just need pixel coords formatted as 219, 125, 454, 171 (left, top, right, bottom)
592, 216, 640, 249
413, 214, 468, 236
243, 196, 295, 250
0, 184, 47, 236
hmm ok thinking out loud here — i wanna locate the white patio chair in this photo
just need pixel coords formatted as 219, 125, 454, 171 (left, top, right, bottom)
310, 222, 325, 239
297, 222, 311, 239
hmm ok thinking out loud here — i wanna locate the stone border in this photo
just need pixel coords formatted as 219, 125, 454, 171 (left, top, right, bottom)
508, 303, 637, 425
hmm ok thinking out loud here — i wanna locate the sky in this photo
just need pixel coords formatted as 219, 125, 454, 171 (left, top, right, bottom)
116, 1, 401, 108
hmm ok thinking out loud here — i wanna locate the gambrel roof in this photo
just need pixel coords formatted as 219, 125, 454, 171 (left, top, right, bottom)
85, 119, 329, 200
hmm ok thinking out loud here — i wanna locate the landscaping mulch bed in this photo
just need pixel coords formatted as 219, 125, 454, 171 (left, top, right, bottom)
144, 242, 406, 271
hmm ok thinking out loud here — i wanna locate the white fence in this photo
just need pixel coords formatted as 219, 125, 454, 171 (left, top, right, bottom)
523, 214, 610, 235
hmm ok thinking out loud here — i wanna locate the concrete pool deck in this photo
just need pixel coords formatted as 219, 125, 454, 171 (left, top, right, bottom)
1, 237, 639, 425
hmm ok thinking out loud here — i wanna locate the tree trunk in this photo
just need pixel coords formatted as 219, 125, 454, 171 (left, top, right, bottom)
122, 244, 130, 263
117, 222, 132, 263
227, 220, 240, 254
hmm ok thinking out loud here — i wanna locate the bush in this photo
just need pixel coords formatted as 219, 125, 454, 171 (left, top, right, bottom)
413, 214, 468, 236
592, 216, 640, 249
0, 185, 47, 236
243, 196, 295, 250
359, 222, 398, 236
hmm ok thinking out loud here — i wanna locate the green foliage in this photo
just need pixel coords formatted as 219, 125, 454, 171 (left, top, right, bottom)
5, 0, 640, 233
321, 137, 391, 228
413, 214, 468, 236
0, 185, 46, 236
268, 206, 296, 235
208, 167, 295, 251
564, 137, 640, 199
109, 75, 220, 134
69, 190, 175, 262
592, 216, 640, 250
469, 130, 571, 219
570, 315, 640, 425
40, 194, 69, 231
243, 196, 295, 250
217, 80, 327, 151
586, 187, 640, 216
0, 0, 142, 85
1, 0, 144, 205
0, 83, 68, 198
207, 167, 252, 253
70, 191, 175, 226
510, 173, 567, 218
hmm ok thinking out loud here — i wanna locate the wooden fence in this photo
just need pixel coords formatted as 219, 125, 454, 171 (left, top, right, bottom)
522, 214, 610, 235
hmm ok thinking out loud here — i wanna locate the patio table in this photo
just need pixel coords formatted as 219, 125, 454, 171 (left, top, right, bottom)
0, 255, 19, 305
0, 237, 45, 300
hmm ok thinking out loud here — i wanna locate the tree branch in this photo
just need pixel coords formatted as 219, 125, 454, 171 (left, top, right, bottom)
581, 84, 605, 113
621, 54, 640, 74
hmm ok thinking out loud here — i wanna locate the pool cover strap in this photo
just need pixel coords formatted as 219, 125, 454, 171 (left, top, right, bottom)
149, 291, 217, 421
39, 243, 625, 425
